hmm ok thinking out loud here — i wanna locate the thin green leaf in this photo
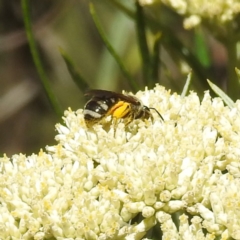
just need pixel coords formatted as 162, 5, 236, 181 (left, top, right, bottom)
105, 0, 134, 18
89, 3, 138, 91
194, 28, 211, 68
151, 32, 161, 85
207, 79, 235, 108
21, 0, 62, 118
135, 1, 151, 87
60, 48, 90, 91
226, 42, 239, 101
235, 67, 240, 84
181, 72, 192, 97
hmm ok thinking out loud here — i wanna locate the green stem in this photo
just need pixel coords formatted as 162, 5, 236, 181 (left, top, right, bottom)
21, 0, 62, 118
60, 47, 90, 91
89, 3, 138, 92
226, 40, 240, 101
135, 1, 151, 87
151, 33, 161, 85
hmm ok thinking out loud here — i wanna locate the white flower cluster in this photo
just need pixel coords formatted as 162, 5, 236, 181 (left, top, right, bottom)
1, 85, 240, 239
138, 0, 240, 29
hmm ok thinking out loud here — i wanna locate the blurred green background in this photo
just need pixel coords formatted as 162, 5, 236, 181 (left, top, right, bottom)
0, 0, 237, 155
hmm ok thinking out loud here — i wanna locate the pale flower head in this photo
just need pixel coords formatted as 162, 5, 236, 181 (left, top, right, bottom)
139, 0, 240, 29
1, 85, 240, 239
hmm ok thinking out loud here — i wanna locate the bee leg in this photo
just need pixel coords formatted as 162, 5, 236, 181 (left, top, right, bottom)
123, 115, 134, 133
112, 117, 118, 137
150, 114, 154, 123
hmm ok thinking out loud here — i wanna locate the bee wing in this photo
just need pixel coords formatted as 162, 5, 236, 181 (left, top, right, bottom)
85, 89, 140, 105
85, 89, 117, 98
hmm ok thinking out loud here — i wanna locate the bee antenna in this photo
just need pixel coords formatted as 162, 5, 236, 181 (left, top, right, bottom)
149, 107, 164, 121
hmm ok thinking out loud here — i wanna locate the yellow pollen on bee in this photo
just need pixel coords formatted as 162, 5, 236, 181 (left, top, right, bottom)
107, 101, 131, 119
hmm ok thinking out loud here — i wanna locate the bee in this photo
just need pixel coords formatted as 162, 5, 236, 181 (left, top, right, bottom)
83, 89, 163, 129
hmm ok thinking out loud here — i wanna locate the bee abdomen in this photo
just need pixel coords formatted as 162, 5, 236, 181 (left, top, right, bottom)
83, 101, 104, 121
83, 98, 117, 125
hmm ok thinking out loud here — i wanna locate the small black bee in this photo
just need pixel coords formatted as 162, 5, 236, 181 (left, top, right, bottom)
83, 89, 163, 129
